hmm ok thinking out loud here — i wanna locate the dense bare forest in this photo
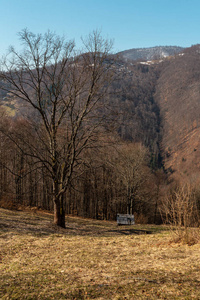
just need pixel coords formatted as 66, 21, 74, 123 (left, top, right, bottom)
1, 31, 200, 229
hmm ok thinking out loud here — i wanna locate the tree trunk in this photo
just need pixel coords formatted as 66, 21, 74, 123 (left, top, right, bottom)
127, 186, 131, 214
54, 198, 66, 228
154, 199, 158, 224
130, 197, 133, 215
53, 181, 66, 228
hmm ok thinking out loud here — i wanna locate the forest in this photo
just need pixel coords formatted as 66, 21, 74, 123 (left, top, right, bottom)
0, 30, 200, 231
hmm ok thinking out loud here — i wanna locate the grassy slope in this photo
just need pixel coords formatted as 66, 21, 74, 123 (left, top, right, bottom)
0, 208, 200, 299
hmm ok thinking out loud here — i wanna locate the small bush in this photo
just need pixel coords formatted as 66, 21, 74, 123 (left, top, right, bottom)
161, 184, 200, 244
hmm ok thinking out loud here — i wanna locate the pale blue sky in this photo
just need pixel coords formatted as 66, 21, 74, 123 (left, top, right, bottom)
0, 0, 200, 54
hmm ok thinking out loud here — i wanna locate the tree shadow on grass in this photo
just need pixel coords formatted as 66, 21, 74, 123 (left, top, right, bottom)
0, 208, 164, 238
108, 228, 153, 235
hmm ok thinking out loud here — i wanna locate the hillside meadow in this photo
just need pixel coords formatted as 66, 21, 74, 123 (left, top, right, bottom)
0, 208, 200, 299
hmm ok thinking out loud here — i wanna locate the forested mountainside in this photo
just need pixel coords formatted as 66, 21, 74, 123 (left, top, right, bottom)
2, 44, 200, 180
0, 54, 163, 167
1, 43, 200, 223
111, 44, 200, 184
115, 44, 200, 184
155, 45, 200, 183
110, 59, 163, 168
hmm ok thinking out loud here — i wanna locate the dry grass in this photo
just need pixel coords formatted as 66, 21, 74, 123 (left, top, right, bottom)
0, 208, 200, 299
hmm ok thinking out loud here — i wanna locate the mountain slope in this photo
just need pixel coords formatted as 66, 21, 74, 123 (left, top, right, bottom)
154, 45, 200, 183
2, 44, 200, 183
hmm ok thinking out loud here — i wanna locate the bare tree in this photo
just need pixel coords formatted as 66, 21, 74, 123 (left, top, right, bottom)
0, 29, 114, 227
111, 142, 152, 217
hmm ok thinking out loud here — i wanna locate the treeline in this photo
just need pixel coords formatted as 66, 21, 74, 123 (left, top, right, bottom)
0, 113, 165, 223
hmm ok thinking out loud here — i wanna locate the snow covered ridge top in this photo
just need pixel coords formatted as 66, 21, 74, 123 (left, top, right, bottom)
118, 46, 184, 61
139, 58, 166, 65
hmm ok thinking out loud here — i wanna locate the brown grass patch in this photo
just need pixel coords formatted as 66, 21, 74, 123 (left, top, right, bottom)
0, 208, 200, 299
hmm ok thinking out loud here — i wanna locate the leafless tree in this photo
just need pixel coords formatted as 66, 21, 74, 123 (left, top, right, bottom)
0, 29, 114, 227
110, 142, 152, 217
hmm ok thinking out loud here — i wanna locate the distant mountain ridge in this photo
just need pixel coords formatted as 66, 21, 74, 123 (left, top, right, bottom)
118, 46, 184, 61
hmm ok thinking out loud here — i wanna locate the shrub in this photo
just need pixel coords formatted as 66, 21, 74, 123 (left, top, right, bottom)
161, 184, 200, 244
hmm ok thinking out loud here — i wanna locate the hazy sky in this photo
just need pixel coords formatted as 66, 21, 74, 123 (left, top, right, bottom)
0, 0, 200, 54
